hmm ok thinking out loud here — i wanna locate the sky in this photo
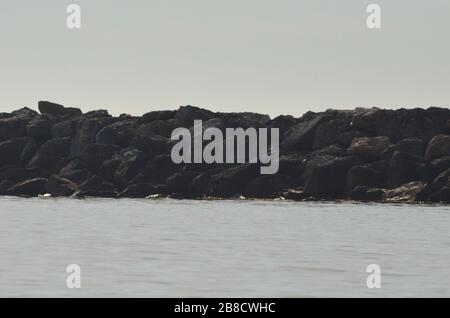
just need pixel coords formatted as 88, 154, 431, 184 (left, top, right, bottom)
0, 0, 449, 117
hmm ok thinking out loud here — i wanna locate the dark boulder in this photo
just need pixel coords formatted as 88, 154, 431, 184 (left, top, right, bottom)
277, 154, 304, 178
70, 116, 113, 157
38, 101, 82, 118
130, 134, 169, 159
97, 154, 122, 183
209, 164, 261, 197
303, 155, 362, 198
312, 110, 353, 149
80, 143, 119, 171
0, 137, 29, 166
132, 154, 177, 184
26, 115, 53, 143
174, 105, 215, 127
96, 119, 138, 147
269, 115, 298, 136
6, 178, 48, 196
52, 120, 76, 138
0, 107, 37, 141
387, 151, 424, 188
425, 156, 450, 181
114, 149, 148, 187
347, 136, 391, 160
27, 137, 71, 172
420, 168, 450, 202
281, 115, 323, 151
135, 120, 174, 138
352, 107, 450, 144
221, 112, 271, 129
347, 163, 386, 193
351, 108, 386, 132
425, 135, 450, 161
140, 110, 175, 123
45, 175, 78, 197
84, 109, 110, 118
18, 138, 38, 167
381, 138, 424, 160
313, 122, 341, 150
384, 181, 428, 202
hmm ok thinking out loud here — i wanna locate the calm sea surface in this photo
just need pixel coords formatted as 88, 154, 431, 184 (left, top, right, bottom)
0, 197, 449, 297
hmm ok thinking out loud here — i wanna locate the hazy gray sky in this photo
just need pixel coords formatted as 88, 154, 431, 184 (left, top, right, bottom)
1, 0, 449, 117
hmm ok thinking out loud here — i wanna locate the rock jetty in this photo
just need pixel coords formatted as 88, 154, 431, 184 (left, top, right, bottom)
0, 101, 449, 203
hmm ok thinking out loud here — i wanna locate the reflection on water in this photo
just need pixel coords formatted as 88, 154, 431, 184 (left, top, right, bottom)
0, 197, 449, 297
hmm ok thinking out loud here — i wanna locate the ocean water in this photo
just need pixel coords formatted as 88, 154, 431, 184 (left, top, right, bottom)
0, 197, 449, 297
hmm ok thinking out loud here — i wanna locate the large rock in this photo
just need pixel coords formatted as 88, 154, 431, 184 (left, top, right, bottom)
387, 151, 424, 188
52, 120, 76, 138
135, 120, 174, 138
425, 135, 450, 161
133, 154, 178, 184
174, 105, 215, 127
0, 107, 37, 141
209, 164, 261, 197
384, 181, 428, 202
27, 137, 71, 172
427, 169, 450, 203
0, 137, 29, 166
114, 149, 148, 187
425, 156, 450, 181
80, 143, 119, 171
140, 110, 175, 123
38, 101, 82, 118
70, 116, 113, 157
18, 138, 38, 167
97, 155, 122, 183
281, 115, 323, 151
96, 119, 138, 147
353, 107, 450, 144
347, 162, 386, 193
347, 136, 391, 160
220, 112, 271, 129
130, 134, 169, 159
6, 178, 48, 196
381, 138, 424, 160
26, 115, 53, 143
269, 115, 298, 136
303, 155, 362, 198
351, 108, 386, 132
312, 110, 353, 149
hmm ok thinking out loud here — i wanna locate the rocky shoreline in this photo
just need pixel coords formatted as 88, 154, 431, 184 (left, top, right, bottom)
0, 101, 449, 203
